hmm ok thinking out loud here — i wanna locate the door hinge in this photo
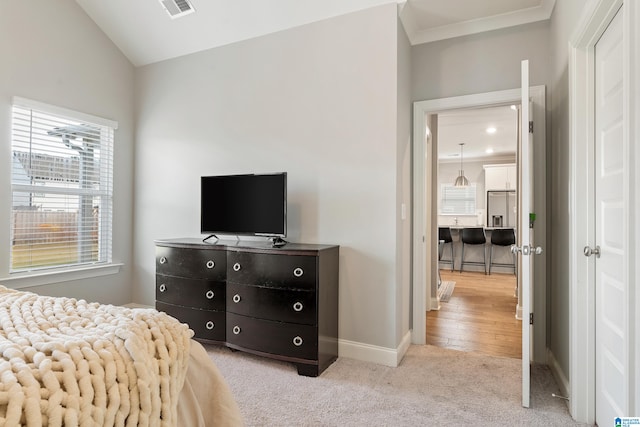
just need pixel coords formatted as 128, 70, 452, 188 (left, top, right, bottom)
529, 313, 534, 325
529, 121, 534, 133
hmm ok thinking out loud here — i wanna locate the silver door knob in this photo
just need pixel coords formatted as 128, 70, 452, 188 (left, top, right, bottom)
511, 245, 543, 256
583, 245, 601, 258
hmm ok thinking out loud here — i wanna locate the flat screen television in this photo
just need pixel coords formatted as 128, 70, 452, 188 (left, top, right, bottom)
201, 172, 287, 239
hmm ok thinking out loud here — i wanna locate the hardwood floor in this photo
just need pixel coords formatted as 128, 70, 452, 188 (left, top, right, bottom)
427, 270, 522, 359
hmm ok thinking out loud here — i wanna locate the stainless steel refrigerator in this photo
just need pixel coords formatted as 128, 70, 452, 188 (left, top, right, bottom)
487, 190, 517, 227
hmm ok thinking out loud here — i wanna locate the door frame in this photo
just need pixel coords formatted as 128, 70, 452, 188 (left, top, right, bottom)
568, 0, 639, 422
411, 86, 547, 365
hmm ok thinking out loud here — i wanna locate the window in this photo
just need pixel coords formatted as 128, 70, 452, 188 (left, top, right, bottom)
10, 97, 117, 273
440, 184, 477, 215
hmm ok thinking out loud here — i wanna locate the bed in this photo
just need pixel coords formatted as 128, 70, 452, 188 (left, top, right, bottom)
0, 286, 243, 426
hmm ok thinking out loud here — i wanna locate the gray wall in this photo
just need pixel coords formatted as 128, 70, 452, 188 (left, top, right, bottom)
412, 21, 551, 101
0, 1, 135, 303
133, 5, 405, 349
396, 18, 412, 343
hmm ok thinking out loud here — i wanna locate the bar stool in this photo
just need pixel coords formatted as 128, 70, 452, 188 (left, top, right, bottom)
489, 228, 516, 275
460, 227, 487, 274
438, 227, 454, 272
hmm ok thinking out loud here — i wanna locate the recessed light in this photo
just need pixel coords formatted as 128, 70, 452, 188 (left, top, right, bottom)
510, 105, 517, 110
486, 148, 494, 154
486, 127, 497, 134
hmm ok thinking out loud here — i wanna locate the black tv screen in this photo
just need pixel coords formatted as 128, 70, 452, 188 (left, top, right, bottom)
201, 173, 287, 237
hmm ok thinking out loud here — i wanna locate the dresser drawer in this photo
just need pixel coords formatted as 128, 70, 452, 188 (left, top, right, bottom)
226, 313, 317, 360
226, 282, 316, 325
227, 252, 317, 290
156, 246, 226, 280
156, 275, 225, 311
156, 302, 225, 342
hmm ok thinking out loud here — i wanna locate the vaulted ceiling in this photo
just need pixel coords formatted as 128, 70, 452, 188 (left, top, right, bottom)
74, 0, 555, 161
75, 0, 555, 67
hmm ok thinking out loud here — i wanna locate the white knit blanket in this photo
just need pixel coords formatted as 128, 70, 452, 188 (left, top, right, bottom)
0, 286, 193, 426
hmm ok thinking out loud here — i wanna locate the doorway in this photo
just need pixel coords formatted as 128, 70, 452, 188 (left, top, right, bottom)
411, 85, 547, 364
428, 105, 520, 359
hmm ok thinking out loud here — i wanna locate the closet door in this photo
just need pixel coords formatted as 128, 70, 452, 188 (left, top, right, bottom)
593, 6, 629, 425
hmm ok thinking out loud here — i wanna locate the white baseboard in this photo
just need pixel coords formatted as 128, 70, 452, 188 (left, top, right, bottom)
547, 348, 570, 401
123, 303, 154, 309
339, 331, 412, 368
516, 303, 523, 320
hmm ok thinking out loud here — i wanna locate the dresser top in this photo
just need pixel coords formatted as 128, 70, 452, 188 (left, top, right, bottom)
155, 237, 338, 255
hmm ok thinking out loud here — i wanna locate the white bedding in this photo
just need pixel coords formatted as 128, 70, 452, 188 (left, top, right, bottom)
178, 341, 243, 427
0, 286, 242, 426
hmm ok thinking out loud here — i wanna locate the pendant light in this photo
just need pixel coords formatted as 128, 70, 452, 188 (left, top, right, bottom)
454, 143, 470, 187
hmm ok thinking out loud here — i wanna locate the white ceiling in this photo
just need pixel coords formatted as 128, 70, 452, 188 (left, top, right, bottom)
437, 105, 519, 162
74, 0, 553, 161
75, 0, 556, 67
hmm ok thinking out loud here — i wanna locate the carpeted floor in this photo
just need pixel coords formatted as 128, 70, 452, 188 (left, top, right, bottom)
204, 344, 587, 426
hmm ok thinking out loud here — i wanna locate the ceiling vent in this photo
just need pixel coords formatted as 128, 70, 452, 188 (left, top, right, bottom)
158, 0, 195, 19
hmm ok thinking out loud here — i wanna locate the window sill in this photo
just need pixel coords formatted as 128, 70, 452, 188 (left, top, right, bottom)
1, 263, 123, 290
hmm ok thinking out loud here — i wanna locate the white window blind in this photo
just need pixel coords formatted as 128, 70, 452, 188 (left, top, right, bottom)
10, 98, 116, 273
440, 184, 477, 215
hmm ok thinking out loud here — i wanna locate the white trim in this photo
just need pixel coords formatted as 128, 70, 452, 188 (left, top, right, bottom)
548, 348, 570, 402
631, 1, 640, 416
404, 0, 556, 45
123, 303, 154, 309
11, 96, 119, 129
1, 263, 123, 289
568, 0, 623, 423
338, 331, 412, 368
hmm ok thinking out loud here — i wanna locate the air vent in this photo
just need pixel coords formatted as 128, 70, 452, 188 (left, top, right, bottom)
159, 0, 195, 19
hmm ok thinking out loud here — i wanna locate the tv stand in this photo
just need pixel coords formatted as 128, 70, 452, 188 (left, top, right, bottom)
154, 238, 339, 376
202, 234, 218, 243
269, 236, 287, 247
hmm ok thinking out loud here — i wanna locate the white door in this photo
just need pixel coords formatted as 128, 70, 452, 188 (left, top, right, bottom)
518, 59, 535, 408
593, 7, 628, 424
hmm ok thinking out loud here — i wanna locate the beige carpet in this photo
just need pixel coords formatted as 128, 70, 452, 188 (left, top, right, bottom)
204, 344, 587, 426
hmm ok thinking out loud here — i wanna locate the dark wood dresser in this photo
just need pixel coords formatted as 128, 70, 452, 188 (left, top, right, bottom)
155, 238, 339, 377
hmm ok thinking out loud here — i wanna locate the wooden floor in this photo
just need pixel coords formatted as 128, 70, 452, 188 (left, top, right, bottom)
427, 270, 522, 359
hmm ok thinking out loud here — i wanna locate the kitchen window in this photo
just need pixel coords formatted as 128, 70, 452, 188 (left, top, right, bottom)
440, 183, 477, 215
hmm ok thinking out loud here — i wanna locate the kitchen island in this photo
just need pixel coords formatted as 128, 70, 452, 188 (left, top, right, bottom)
438, 226, 517, 274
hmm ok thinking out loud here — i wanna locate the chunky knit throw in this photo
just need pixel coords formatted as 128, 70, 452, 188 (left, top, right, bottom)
0, 286, 193, 426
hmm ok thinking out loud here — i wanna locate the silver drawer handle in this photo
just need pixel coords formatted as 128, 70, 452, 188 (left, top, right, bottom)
233, 262, 241, 272
205, 290, 215, 299
292, 336, 303, 346
159, 256, 167, 264
293, 267, 304, 278
205, 321, 215, 330
293, 301, 303, 312
206, 260, 215, 269
233, 294, 241, 303
233, 326, 241, 335
159, 284, 166, 293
